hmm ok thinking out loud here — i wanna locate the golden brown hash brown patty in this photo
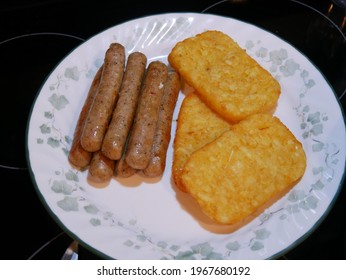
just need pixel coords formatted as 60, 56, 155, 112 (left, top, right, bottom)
181, 114, 306, 224
172, 93, 232, 192
168, 30, 281, 122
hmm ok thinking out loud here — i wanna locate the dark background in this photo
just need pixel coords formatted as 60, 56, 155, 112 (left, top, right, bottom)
0, 0, 345, 259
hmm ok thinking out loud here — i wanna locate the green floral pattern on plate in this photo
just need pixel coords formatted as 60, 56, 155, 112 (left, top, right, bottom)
27, 13, 345, 260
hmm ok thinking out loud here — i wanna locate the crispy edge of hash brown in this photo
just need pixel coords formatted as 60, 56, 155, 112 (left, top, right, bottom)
181, 113, 306, 225
172, 92, 232, 192
168, 30, 281, 122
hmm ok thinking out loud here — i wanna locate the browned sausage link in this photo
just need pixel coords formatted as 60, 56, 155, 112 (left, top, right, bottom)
68, 65, 103, 169
81, 43, 125, 152
88, 151, 115, 184
114, 132, 137, 177
115, 154, 137, 178
101, 52, 147, 160
125, 61, 168, 169
142, 71, 180, 177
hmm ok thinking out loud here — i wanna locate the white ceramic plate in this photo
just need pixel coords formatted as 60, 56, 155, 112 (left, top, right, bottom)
27, 13, 346, 259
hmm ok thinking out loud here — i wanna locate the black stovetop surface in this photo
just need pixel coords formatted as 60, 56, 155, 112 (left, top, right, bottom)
1, 0, 345, 259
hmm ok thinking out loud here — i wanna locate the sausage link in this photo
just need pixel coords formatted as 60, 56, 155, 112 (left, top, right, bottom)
101, 52, 147, 160
88, 151, 115, 184
142, 71, 180, 177
125, 61, 168, 169
115, 154, 137, 178
114, 132, 137, 177
68, 65, 103, 169
81, 43, 125, 152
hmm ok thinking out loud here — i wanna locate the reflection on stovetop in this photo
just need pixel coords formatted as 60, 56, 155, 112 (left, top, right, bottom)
203, 0, 346, 100
0, 0, 345, 259
0, 34, 84, 169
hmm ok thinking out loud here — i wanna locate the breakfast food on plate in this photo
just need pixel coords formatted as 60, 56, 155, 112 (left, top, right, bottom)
101, 52, 147, 160
172, 93, 232, 192
66, 33, 307, 230
168, 31, 306, 225
181, 113, 307, 225
88, 150, 115, 184
168, 30, 281, 122
125, 61, 169, 170
68, 42, 180, 183
142, 71, 181, 177
81, 43, 125, 152
68, 65, 103, 169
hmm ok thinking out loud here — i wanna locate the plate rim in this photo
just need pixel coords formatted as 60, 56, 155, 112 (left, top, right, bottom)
25, 12, 346, 260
